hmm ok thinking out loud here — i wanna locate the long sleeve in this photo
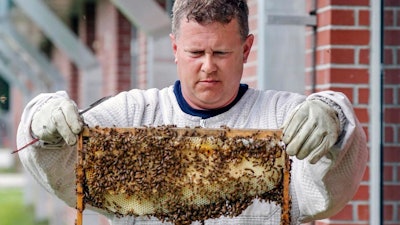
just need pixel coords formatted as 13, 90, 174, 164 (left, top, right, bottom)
293, 91, 368, 222
17, 91, 78, 207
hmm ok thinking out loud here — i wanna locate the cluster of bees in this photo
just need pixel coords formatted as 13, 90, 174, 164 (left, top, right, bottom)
77, 125, 290, 225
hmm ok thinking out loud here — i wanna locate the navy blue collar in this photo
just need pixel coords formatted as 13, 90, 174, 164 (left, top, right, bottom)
173, 80, 248, 119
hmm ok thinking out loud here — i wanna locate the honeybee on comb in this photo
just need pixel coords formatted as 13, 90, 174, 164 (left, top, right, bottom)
76, 125, 291, 225
0, 96, 6, 104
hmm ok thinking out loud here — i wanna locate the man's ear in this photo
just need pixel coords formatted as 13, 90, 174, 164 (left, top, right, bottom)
170, 33, 178, 63
243, 34, 254, 63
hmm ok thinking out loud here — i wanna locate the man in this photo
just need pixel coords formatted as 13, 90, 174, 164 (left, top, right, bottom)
17, 0, 368, 224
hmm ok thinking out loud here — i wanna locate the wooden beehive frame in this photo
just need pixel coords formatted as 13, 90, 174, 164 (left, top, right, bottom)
75, 126, 291, 225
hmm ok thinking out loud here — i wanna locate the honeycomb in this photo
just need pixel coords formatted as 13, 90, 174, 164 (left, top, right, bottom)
76, 126, 291, 225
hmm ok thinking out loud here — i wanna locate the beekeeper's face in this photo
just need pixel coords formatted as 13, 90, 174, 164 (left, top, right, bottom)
170, 18, 254, 110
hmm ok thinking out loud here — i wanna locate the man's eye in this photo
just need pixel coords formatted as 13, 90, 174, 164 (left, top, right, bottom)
190, 51, 203, 56
214, 51, 228, 56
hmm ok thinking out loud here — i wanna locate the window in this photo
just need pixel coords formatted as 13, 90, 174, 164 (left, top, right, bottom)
259, 0, 315, 94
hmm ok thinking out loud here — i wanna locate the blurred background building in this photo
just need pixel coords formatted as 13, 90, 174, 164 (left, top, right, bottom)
0, 0, 398, 224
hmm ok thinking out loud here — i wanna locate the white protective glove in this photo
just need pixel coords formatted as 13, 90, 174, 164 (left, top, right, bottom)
31, 97, 83, 146
282, 99, 340, 164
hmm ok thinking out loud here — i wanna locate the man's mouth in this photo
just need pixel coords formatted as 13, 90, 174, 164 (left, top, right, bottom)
199, 79, 218, 83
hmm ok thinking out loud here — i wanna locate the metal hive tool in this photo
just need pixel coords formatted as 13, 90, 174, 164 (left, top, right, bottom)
76, 126, 291, 225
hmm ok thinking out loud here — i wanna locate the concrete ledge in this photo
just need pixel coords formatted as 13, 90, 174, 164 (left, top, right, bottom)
0, 173, 26, 188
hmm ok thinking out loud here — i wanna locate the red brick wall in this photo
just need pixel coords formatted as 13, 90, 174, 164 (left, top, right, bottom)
303, 0, 400, 225
308, 1, 371, 224
383, 0, 400, 224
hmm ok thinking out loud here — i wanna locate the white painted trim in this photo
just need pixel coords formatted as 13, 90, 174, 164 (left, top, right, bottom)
257, 0, 266, 90
111, 0, 171, 39
369, 0, 382, 224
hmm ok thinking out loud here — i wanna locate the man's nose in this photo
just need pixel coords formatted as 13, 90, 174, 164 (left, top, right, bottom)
201, 54, 217, 74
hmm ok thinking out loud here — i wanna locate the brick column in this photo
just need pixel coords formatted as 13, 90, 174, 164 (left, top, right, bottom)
96, 1, 131, 96
307, 1, 370, 225
382, 0, 400, 223
304, 0, 400, 224
136, 31, 148, 89
115, 11, 132, 92
243, 0, 258, 87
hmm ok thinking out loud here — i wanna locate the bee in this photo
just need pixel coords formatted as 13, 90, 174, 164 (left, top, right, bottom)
0, 96, 6, 104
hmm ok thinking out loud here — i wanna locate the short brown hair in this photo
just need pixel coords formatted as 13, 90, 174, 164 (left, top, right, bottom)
171, 0, 249, 41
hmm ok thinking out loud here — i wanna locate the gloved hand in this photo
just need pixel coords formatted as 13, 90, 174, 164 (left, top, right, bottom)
282, 100, 340, 164
31, 97, 83, 146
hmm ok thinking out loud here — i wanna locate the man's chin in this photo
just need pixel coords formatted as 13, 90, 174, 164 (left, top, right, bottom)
196, 98, 231, 110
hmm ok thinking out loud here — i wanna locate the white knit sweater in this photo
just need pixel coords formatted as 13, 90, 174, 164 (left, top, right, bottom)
17, 85, 368, 225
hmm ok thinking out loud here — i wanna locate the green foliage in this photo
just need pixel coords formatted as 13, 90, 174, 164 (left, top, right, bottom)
0, 188, 48, 225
